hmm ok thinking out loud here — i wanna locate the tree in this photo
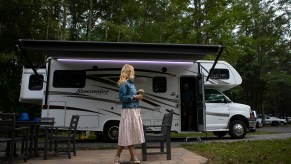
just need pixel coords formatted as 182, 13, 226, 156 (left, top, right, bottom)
235, 0, 291, 115
0, 0, 290, 116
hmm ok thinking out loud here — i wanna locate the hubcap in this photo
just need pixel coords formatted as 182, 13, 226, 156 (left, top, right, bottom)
233, 124, 244, 136
108, 126, 119, 140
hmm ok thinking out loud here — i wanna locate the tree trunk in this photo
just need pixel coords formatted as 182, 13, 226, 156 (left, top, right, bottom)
46, 17, 49, 40
194, 0, 202, 44
87, 0, 93, 41
62, 0, 67, 40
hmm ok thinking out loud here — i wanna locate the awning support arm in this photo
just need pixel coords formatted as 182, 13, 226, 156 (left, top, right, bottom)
206, 46, 224, 81
16, 44, 40, 76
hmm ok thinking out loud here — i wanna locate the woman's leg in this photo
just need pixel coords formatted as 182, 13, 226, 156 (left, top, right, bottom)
128, 145, 135, 160
115, 146, 124, 157
128, 145, 140, 163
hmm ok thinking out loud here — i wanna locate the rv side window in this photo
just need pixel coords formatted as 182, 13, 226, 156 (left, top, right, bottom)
53, 70, 86, 88
29, 75, 44, 90
153, 77, 167, 93
210, 69, 229, 79
205, 89, 225, 103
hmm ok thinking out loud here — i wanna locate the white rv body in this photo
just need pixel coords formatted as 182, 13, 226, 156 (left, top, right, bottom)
19, 68, 46, 105
20, 59, 256, 140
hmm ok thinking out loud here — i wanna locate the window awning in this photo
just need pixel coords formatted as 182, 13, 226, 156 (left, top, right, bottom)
17, 39, 224, 61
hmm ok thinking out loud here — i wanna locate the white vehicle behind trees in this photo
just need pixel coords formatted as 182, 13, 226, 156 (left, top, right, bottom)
17, 40, 256, 141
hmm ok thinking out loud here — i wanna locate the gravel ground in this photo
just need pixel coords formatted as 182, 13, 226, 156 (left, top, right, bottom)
2, 125, 291, 151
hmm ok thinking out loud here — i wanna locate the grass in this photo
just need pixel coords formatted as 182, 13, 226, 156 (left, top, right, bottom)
170, 130, 278, 138
181, 138, 291, 164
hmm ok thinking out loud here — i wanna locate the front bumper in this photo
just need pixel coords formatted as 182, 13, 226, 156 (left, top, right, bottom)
248, 118, 256, 132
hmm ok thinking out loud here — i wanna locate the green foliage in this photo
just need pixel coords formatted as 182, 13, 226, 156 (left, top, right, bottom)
0, 0, 290, 115
182, 138, 291, 163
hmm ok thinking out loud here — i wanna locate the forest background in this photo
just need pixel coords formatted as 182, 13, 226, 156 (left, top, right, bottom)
0, 0, 290, 118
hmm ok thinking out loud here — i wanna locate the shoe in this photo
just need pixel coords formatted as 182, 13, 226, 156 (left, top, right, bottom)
130, 156, 140, 164
114, 156, 120, 164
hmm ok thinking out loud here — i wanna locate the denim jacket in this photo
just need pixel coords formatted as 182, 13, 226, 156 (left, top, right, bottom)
119, 80, 139, 109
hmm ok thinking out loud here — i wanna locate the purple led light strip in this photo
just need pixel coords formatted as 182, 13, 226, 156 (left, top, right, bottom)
57, 58, 193, 65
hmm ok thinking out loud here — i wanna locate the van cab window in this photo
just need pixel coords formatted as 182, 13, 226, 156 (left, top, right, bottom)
205, 89, 225, 103
53, 70, 86, 88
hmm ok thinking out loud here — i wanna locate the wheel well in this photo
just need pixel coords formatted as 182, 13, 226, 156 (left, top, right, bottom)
229, 115, 249, 128
103, 120, 119, 131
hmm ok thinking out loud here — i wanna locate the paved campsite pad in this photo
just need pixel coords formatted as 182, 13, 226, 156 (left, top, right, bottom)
14, 147, 207, 164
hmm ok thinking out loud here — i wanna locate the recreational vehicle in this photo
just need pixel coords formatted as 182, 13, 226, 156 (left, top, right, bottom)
17, 40, 256, 141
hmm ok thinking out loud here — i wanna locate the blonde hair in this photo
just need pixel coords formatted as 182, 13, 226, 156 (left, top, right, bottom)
117, 64, 135, 86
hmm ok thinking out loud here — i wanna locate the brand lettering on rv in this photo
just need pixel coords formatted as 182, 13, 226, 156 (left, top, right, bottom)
76, 88, 109, 95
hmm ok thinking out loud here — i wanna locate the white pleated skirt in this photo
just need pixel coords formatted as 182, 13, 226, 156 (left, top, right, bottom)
118, 108, 145, 146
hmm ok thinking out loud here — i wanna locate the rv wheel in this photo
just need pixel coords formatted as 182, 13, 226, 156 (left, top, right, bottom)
105, 122, 119, 142
213, 131, 227, 138
228, 120, 247, 139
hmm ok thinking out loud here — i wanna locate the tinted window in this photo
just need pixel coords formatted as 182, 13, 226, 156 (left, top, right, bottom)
153, 77, 166, 93
53, 70, 86, 88
210, 69, 229, 79
29, 75, 44, 90
205, 89, 225, 103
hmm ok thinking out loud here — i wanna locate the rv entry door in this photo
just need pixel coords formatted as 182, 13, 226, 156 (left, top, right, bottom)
196, 74, 206, 131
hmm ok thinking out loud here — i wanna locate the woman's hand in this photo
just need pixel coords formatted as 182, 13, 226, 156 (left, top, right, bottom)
133, 95, 143, 100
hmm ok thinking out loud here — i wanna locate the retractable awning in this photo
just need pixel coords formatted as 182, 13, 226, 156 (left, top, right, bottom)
16, 39, 225, 80
17, 39, 224, 61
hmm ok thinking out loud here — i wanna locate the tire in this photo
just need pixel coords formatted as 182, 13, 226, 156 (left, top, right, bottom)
256, 122, 263, 128
228, 120, 247, 139
105, 122, 119, 142
280, 121, 284, 125
258, 122, 263, 128
213, 131, 227, 138
272, 121, 279, 126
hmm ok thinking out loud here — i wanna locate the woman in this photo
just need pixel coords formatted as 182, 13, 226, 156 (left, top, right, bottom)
114, 64, 145, 164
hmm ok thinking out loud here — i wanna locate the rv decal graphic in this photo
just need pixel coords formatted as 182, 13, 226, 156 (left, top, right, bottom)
42, 105, 105, 115
166, 109, 179, 116
146, 93, 179, 103
143, 96, 177, 108
141, 99, 161, 107
206, 111, 229, 117
66, 95, 119, 104
86, 75, 117, 87
76, 88, 109, 95
91, 86, 118, 92
98, 109, 121, 116
48, 91, 169, 110
47, 91, 118, 104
